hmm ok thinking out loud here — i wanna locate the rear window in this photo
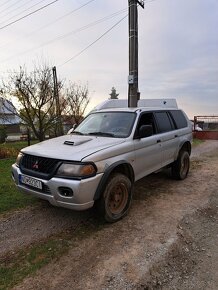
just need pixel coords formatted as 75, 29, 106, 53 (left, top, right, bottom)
155, 112, 174, 133
170, 110, 187, 129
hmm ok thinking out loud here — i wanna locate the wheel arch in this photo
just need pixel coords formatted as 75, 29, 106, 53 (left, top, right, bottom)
94, 161, 134, 201
179, 141, 192, 156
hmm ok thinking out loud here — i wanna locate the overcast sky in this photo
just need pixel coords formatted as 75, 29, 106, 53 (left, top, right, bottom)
0, 0, 217, 118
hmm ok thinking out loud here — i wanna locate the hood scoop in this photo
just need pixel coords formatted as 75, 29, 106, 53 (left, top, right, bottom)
64, 138, 92, 146
64, 141, 75, 146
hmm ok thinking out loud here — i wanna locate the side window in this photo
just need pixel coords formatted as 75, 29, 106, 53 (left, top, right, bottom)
170, 110, 187, 129
136, 113, 157, 135
155, 112, 174, 133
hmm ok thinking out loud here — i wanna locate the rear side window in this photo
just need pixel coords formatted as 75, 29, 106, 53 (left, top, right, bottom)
155, 112, 174, 133
170, 110, 187, 129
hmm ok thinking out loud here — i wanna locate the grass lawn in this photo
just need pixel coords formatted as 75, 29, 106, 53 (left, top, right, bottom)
0, 140, 38, 159
0, 140, 38, 151
0, 159, 37, 215
0, 219, 105, 290
192, 138, 204, 146
0, 237, 69, 290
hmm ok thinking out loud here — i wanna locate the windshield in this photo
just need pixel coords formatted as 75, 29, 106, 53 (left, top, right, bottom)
73, 112, 136, 138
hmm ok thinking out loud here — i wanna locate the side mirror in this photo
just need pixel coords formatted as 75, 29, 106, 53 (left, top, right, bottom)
72, 123, 77, 130
67, 124, 77, 135
138, 125, 153, 139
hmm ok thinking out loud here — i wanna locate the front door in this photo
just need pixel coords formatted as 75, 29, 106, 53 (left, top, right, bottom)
133, 112, 163, 181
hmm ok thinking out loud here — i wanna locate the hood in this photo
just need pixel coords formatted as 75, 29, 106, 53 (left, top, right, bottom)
21, 135, 125, 161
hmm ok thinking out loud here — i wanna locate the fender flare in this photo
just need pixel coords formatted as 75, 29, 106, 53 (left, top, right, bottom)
94, 160, 134, 201
179, 140, 192, 156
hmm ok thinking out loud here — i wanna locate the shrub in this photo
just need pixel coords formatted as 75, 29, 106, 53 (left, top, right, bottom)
0, 147, 19, 159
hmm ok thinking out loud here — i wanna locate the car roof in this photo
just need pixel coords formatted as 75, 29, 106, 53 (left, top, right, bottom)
91, 107, 179, 113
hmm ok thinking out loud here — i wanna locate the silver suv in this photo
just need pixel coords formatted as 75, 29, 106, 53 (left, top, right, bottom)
12, 99, 192, 222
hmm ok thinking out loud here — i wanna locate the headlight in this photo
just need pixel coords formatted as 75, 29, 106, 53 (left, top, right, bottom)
56, 163, 97, 178
16, 152, 23, 167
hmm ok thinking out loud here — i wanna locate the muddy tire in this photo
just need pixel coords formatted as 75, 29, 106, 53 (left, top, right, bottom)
172, 150, 190, 180
96, 173, 132, 223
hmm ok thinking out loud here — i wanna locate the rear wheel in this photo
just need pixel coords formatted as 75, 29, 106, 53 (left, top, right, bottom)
96, 173, 132, 222
172, 150, 190, 180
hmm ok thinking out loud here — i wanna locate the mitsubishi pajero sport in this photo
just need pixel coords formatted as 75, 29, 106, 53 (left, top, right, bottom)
12, 99, 192, 222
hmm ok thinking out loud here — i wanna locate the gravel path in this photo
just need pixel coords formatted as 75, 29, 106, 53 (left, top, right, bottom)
1, 140, 216, 290
191, 140, 218, 158
0, 203, 91, 258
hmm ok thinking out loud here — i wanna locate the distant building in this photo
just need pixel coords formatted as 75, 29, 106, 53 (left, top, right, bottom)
0, 97, 21, 138
61, 115, 84, 134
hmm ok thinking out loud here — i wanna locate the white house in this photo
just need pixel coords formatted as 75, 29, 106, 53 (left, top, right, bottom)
0, 97, 21, 139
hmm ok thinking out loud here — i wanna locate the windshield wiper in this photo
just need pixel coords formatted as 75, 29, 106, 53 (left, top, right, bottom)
71, 131, 84, 135
88, 132, 115, 137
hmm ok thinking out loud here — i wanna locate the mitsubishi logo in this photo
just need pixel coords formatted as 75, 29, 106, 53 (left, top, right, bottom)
32, 161, 39, 170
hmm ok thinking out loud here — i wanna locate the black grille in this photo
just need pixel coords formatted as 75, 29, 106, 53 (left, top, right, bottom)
22, 183, 51, 195
20, 154, 61, 179
44, 185, 51, 195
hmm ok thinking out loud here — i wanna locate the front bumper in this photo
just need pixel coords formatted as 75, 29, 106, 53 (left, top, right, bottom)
12, 164, 103, 211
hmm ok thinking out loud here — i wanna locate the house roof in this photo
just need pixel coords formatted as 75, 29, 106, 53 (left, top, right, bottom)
0, 97, 20, 125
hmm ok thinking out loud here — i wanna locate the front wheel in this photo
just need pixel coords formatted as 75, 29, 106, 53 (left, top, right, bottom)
96, 173, 132, 222
171, 150, 190, 180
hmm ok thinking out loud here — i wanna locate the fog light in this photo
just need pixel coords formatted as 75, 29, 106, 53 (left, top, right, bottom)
58, 187, 73, 197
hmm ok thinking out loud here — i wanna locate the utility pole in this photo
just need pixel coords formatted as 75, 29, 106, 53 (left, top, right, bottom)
52, 66, 63, 136
128, 0, 144, 107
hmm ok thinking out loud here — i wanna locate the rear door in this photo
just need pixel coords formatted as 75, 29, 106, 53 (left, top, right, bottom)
154, 111, 179, 166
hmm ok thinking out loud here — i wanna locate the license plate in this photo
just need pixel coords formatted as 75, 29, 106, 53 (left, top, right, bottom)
19, 175, 42, 190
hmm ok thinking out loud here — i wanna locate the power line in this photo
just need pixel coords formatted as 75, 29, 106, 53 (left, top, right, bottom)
0, 0, 157, 65
0, 0, 47, 21
0, 0, 23, 13
0, 0, 26, 15
0, 0, 97, 49
48, 8, 127, 43
0, 0, 16, 9
59, 14, 128, 67
143, 0, 159, 4
31, 9, 127, 49
0, 0, 55, 26
58, 1, 159, 67
29, 0, 97, 34
0, 8, 127, 64
0, 0, 60, 30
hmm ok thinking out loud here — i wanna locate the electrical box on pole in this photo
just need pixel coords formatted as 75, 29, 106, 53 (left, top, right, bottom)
128, 0, 144, 107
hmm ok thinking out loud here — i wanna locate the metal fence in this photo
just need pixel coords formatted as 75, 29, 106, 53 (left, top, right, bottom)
193, 115, 218, 140
194, 116, 218, 131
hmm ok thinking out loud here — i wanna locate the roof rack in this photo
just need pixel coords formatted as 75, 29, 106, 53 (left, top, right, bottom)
93, 99, 178, 111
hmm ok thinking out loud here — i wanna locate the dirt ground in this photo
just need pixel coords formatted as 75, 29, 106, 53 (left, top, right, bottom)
1, 140, 218, 290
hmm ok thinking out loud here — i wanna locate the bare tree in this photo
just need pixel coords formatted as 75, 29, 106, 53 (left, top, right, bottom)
63, 82, 90, 125
0, 64, 60, 141
0, 62, 90, 140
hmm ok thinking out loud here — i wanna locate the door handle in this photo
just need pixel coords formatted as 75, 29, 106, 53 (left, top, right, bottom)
157, 139, 161, 143
175, 134, 178, 138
